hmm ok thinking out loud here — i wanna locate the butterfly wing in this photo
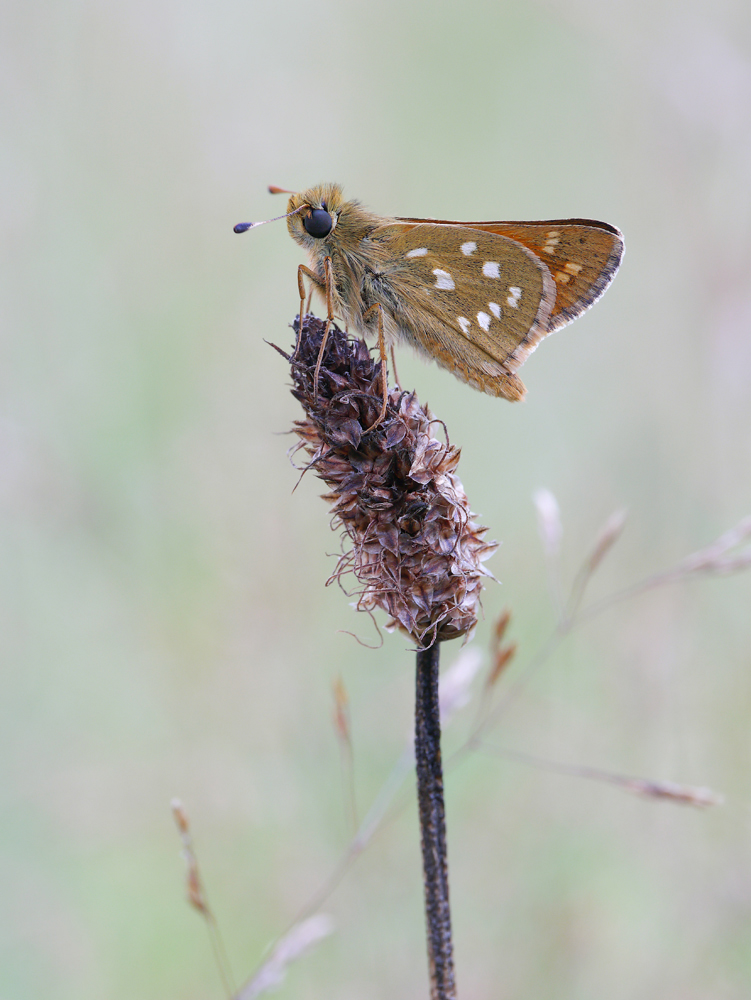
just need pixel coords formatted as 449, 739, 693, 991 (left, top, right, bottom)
368, 223, 558, 397
398, 216, 624, 335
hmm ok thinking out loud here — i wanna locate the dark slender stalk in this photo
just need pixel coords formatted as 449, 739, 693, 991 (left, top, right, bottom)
415, 644, 456, 1000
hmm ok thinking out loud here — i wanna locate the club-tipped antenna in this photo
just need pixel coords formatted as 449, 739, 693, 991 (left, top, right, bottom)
233, 201, 306, 235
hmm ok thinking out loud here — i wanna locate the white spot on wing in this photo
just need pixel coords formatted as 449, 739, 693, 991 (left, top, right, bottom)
482, 261, 500, 279
543, 232, 560, 255
507, 286, 522, 308
489, 301, 501, 319
461, 241, 477, 256
477, 311, 491, 331
433, 268, 455, 290
457, 316, 471, 335
406, 247, 428, 258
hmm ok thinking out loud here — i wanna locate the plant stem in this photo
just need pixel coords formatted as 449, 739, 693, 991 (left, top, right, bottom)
415, 644, 456, 1000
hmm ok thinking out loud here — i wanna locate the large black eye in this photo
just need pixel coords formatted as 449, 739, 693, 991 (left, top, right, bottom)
304, 208, 333, 238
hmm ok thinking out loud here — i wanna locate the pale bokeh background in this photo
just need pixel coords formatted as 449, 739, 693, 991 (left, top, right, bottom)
3, 0, 751, 997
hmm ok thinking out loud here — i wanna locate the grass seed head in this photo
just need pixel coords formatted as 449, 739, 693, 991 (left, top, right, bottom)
285, 316, 498, 648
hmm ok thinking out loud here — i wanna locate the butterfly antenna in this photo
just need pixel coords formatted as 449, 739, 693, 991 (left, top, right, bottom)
233, 202, 307, 234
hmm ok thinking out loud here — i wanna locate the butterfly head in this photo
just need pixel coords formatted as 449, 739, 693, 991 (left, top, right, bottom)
283, 183, 345, 248
284, 183, 383, 258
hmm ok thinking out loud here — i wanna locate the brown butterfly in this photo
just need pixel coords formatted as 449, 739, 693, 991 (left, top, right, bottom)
235, 183, 623, 415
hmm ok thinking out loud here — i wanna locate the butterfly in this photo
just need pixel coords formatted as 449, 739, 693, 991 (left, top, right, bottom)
235, 183, 623, 417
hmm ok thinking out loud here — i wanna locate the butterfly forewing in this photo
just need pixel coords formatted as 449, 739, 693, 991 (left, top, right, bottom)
374, 223, 557, 372
398, 216, 624, 333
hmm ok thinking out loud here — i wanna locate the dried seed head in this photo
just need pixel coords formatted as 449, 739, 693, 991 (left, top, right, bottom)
283, 316, 498, 648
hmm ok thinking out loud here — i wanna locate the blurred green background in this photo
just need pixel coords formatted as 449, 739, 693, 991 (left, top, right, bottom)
2, 0, 751, 997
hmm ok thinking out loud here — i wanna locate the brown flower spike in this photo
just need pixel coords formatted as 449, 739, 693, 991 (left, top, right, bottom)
283, 316, 498, 648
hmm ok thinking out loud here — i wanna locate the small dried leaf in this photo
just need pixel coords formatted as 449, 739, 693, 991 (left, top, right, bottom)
237, 915, 335, 1000
586, 508, 628, 574
332, 676, 350, 744
171, 798, 189, 835
171, 799, 209, 916
493, 608, 512, 642
487, 641, 517, 689
621, 778, 724, 808
674, 515, 751, 575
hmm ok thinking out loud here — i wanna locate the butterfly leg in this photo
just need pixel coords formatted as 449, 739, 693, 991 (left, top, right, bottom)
362, 302, 389, 430
389, 344, 401, 389
294, 264, 323, 360
295, 261, 335, 400
305, 258, 335, 402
